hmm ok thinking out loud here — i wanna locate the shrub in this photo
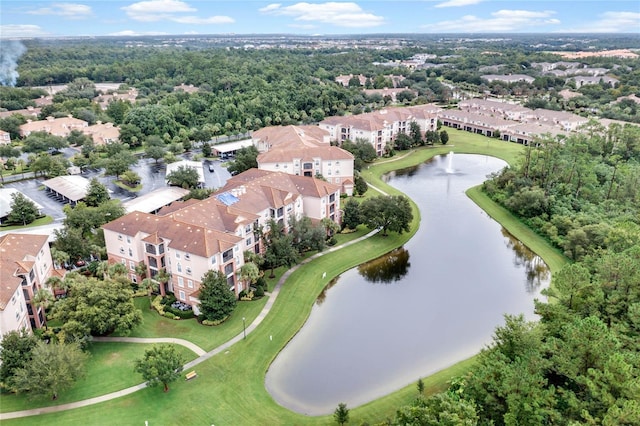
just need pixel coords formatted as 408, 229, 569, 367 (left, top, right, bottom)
164, 311, 177, 319
202, 317, 227, 326
152, 295, 165, 315
238, 289, 247, 299
240, 290, 254, 301
161, 294, 177, 306
254, 285, 265, 298
165, 306, 194, 319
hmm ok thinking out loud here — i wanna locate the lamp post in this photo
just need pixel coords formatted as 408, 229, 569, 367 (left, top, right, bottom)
242, 317, 246, 339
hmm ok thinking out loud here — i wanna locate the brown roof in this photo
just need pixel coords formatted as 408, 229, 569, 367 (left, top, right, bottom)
0, 234, 49, 310
102, 210, 241, 258
257, 144, 353, 164
252, 125, 330, 149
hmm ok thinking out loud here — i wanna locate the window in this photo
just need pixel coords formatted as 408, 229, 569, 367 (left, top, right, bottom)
211, 256, 217, 265
128, 248, 133, 257
119, 247, 125, 254
126, 236, 131, 243
178, 277, 184, 287
186, 267, 192, 275
129, 260, 135, 270
121, 259, 126, 265
118, 235, 123, 241
145, 244, 156, 255
246, 237, 252, 246
177, 263, 182, 273
224, 263, 234, 275
178, 290, 186, 301
222, 249, 233, 263
176, 252, 181, 259
187, 280, 193, 289
11, 295, 16, 305
131, 274, 137, 283
329, 193, 335, 202
184, 253, 191, 261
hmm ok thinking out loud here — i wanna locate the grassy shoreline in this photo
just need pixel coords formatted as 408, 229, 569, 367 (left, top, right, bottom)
2, 129, 568, 425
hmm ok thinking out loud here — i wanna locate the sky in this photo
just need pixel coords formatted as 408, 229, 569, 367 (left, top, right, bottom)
0, 0, 639, 38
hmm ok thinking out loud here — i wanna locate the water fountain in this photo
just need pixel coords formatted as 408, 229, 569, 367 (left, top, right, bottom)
445, 151, 455, 173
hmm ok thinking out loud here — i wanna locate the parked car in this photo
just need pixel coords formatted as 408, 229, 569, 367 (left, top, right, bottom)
208, 163, 215, 172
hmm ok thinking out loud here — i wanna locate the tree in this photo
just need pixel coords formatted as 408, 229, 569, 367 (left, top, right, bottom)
102, 150, 137, 177
353, 173, 368, 196
360, 195, 413, 236
84, 178, 110, 207
7, 192, 39, 225
31, 288, 54, 328
54, 276, 142, 337
140, 278, 158, 308
166, 165, 199, 189
22, 131, 68, 154
145, 144, 166, 164
341, 198, 361, 230
0, 330, 38, 390
119, 170, 141, 187
394, 133, 413, 151
198, 270, 237, 322
239, 262, 260, 288
440, 130, 449, 145
409, 121, 423, 146
11, 341, 88, 400
342, 139, 377, 170
134, 344, 184, 392
201, 142, 212, 157
227, 145, 259, 175
334, 402, 350, 425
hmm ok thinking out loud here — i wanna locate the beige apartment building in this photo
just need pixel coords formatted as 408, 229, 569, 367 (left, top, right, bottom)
252, 125, 355, 195
103, 169, 340, 312
0, 234, 56, 343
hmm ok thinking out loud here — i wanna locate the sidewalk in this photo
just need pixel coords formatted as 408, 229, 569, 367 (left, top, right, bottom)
0, 228, 380, 421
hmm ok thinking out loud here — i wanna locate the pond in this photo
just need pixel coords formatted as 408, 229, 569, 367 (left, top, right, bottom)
265, 153, 550, 415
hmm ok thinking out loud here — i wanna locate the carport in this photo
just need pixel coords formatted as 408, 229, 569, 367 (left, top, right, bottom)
42, 175, 91, 205
122, 187, 190, 214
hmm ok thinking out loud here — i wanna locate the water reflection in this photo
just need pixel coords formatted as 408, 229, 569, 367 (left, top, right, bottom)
316, 276, 338, 306
501, 228, 549, 293
357, 247, 410, 284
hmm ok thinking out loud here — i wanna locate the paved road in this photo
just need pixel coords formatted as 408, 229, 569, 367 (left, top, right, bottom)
0, 228, 380, 421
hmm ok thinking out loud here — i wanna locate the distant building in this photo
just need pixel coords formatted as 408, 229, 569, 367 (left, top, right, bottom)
0, 130, 11, 145
80, 121, 120, 145
19, 116, 88, 138
481, 74, 535, 84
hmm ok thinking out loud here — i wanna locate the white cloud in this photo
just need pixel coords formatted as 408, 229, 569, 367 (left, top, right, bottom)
424, 9, 560, 32
260, 2, 385, 28
107, 30, 168, 36
434, 0, 482, 8
172, 16, 235, 24
561, 11, 640, 33
0, 24, 48, 38
27, 3, 92, 19
121, 0, 233, 24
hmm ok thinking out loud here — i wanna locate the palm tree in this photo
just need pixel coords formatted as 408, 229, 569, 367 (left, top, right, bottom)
31, 288, 54, 329
140, 278, 158, 308
154, 269, 170, 296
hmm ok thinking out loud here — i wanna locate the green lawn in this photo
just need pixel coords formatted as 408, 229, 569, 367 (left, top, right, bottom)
0, 216, 54, 231
116, 297, 268, 352
0, 342, 197, 413
2, 131, 567, 425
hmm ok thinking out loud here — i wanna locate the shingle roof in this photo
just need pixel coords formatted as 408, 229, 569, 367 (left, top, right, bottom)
0, 234, 49, 310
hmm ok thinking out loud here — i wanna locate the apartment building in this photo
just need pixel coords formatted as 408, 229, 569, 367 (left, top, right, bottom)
0, 234, 55, 343
102, 169, 341, 312
252, 125, 355, 195
319, 104, 440, 156
19, 115, 88, 138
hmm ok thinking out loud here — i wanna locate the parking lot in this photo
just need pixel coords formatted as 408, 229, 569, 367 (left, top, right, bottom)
4, 154, 232, 222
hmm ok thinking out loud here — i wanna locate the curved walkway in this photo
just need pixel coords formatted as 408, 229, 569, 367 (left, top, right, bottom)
92, 337, 207, 357
0, 228, 380, 421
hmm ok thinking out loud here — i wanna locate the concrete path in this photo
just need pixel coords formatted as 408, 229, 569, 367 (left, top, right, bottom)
0, 228, 380, 421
